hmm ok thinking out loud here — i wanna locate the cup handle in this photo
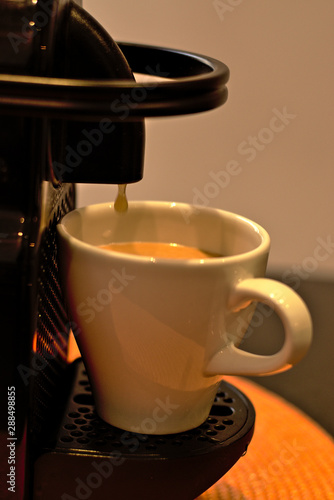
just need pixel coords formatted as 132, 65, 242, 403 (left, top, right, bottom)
205, 278, 312, 376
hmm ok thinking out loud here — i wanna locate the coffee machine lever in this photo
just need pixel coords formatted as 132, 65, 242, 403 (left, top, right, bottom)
0, 0, 229, 186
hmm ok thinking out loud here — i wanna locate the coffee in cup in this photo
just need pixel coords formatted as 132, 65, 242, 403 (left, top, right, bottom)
99, 241, 222, 259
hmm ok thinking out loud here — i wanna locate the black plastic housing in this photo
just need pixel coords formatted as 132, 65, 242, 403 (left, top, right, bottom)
49, 2, 145, 184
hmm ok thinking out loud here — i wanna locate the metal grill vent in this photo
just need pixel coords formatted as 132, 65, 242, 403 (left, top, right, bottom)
32, 183, 75, 438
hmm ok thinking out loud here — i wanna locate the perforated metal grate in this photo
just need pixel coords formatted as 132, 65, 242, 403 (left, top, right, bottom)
54, 360, 251, 458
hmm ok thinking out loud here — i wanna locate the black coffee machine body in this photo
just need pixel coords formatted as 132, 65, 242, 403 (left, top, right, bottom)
0, 1, 255, 498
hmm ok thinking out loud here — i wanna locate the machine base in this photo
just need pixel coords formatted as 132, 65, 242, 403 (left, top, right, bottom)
33, 359, 255, 500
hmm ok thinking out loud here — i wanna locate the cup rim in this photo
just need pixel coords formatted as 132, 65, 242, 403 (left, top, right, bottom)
57, 201, 271, 266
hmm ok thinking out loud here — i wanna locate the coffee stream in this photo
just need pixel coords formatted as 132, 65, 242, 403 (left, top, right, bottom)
111, 188, 222, 258
114, 184, 128, 213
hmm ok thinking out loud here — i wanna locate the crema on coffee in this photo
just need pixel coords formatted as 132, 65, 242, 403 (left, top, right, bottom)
99, 242, 221, 259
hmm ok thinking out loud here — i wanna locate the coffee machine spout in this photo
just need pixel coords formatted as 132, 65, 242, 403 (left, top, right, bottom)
51, 117, 145, 185
49, 2, 145, 185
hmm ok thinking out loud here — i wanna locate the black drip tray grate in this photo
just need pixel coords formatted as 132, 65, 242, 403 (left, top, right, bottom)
34, 359, 255, 500
58, 366, 246, 456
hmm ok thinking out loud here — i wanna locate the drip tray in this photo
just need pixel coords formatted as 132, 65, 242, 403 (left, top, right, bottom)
33, 359, 255, 500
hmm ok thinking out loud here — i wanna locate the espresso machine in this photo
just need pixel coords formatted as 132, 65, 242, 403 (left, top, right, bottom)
0, 1, 255, 498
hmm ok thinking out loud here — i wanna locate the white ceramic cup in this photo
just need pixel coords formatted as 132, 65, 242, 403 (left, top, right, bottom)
57, 201, 312, 434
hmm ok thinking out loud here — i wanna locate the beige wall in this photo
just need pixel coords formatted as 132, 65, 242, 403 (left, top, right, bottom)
78, 0, 334, 279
